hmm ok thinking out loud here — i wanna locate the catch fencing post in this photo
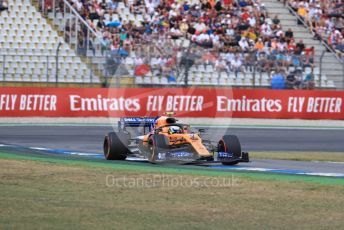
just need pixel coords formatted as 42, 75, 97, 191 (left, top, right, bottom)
55, 42, 62, 86
2, 54, 5, 82
319, 50, 325, 88
46, 55, 49, 83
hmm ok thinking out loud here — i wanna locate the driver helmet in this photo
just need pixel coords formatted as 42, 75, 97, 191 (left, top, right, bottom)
168, 126, 181, 134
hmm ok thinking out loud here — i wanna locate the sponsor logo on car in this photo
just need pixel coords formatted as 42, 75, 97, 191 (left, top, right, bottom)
169, 152, 194, 158
157, 151, 194, 160
218, 152, 233, 158
123, 117, 156, 123
157, 152, 166, 160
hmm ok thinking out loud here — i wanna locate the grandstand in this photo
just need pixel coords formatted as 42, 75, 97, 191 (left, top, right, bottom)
0, 0, 100, 84
0, 0, 343, 88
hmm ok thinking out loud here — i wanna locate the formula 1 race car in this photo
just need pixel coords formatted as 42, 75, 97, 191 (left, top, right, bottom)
103, 113, 249, 165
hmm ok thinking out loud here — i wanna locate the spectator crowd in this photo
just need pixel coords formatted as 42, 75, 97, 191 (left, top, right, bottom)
45, 0, 338, 88
288, 0, 343, 57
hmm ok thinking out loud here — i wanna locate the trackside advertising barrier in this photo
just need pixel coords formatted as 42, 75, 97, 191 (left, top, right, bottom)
0, 87, 343, 119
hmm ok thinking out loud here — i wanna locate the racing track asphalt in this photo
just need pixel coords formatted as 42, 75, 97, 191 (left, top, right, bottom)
0, 125, 343, 175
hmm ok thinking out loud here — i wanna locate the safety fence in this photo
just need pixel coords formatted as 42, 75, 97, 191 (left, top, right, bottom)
1, 49, 340, 89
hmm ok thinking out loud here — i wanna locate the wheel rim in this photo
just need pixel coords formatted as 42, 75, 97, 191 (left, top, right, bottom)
148, 137, 156, 162
218, 140, 226, 152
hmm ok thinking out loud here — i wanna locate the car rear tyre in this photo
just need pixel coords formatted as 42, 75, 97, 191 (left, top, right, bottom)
104, 132, 129, 160
218, 135, 241, 165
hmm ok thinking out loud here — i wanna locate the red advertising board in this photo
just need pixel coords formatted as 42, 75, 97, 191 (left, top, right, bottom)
0, 87, 343, 119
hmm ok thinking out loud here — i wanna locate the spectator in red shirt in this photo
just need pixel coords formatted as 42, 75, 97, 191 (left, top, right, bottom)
223, 0, 232, 6
241, 9, 250, 22
304, 46, 315, 66
287, 39, 297, 51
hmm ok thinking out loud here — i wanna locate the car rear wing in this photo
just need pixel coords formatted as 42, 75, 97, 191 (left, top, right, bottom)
118, 117, 158, 131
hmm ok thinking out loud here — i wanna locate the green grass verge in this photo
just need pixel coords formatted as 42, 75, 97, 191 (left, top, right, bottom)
1, 156, 344, 230
251, 151, 344, 162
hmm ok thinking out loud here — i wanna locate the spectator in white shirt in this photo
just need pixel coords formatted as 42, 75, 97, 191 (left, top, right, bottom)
134, 56, 143, 65
170, 25, 183, 39
210, 33, 220, 47
194, 21, 207, 33
239, 37, 250, 51
145, 0, 156, 15
248, 16, 256, 27
215, 58, 229, 72
225, 52, 235, 63
230, 55, 244, 74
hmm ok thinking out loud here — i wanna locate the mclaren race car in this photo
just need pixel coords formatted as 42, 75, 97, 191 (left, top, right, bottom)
103, 113, 249, 165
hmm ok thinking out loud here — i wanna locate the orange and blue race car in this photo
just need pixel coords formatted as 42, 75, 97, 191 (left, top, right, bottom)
103, 113, 249, 165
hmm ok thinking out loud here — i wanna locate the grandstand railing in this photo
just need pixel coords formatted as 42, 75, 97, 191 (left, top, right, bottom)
36, 0, 104, 56
319, 50, 344, 89
0, 53, 99, 84
286, 4, 343, 62
286, 3, 344, 85
34, 0, 112, 83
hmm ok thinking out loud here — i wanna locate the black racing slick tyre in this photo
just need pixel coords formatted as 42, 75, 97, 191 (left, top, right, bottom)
148, 134, 169, 163
104, 132, 130, 160
218, 135, 241, 165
